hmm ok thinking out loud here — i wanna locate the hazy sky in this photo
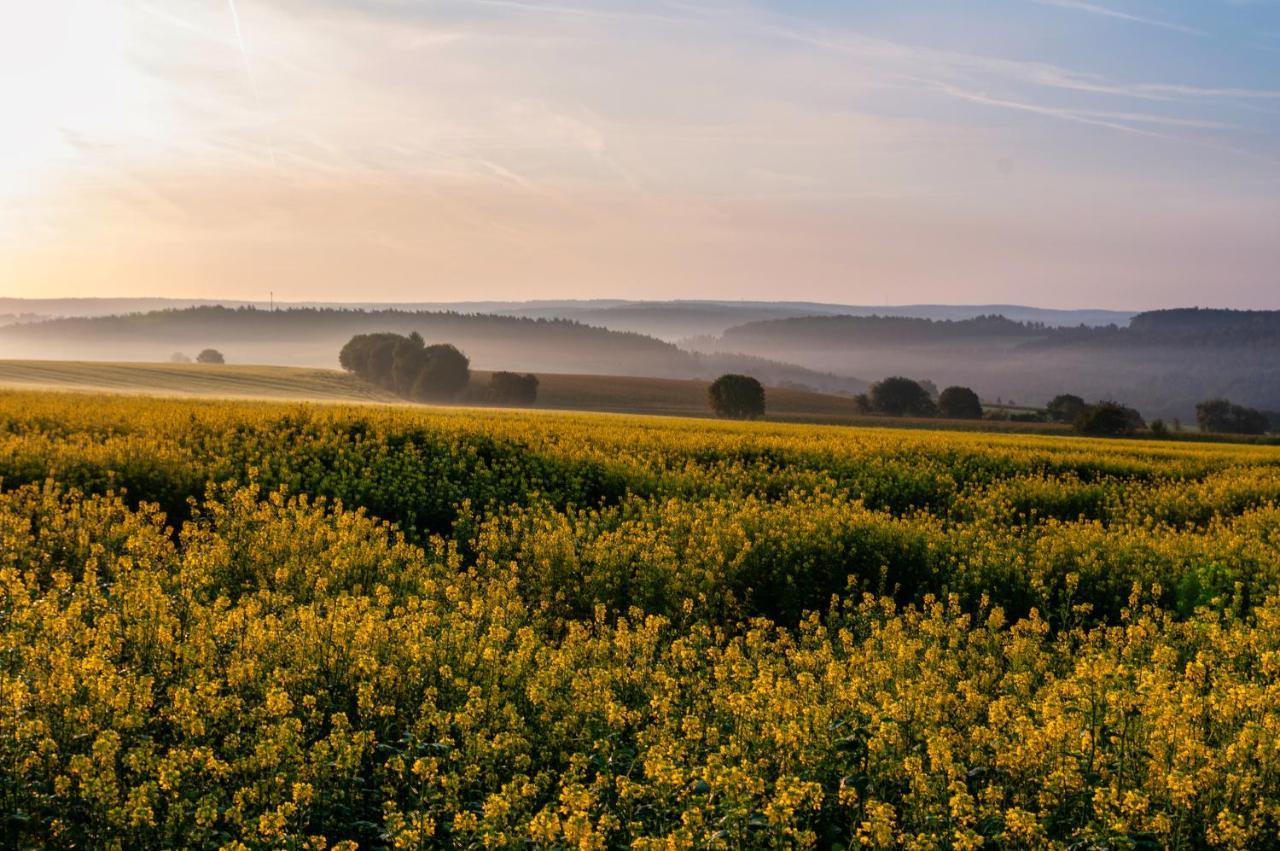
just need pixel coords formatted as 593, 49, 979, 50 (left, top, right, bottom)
1, 0, 1278, 308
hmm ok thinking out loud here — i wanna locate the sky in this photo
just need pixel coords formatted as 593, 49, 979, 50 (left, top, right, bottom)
0, 0, 1278, 309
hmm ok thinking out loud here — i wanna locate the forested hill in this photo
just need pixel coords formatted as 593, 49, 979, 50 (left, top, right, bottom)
721, 314, 1047, 346
0, 306, 867, 394
702, 308, 1280, 418
1030, 308, 1280, 348
721, 308, 1280, 348
1129, 308, 1280, 336
0, 298, 1134, 341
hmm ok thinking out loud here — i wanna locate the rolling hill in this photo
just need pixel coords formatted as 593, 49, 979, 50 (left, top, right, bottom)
0, 306, 868, 395
0, 298, 1135, 341
698, 309, 1280, 419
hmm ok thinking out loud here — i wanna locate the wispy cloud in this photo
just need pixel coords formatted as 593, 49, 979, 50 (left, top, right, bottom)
1034, 0, 1204, 36
6, 0, 1279, 307
661, 2, 1277, 117
928, 83, 1179, 139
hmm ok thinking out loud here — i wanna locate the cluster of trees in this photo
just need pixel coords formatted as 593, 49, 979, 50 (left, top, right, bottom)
846, 381, 1159, 438
339, 333, 470, 401
1195, 399, 1271, 435
852, 377, 985, 420
339, 334, 542, 406
1072, 401, 1146, 437
1042, 394, 1145, 436
1047, 394, 1151, 435
1049, 393, 1275, 437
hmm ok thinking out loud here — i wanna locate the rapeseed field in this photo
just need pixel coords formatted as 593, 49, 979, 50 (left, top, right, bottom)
3, 391, 1279, 848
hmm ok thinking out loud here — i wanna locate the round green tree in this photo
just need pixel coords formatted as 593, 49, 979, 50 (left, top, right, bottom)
708, 374, 765, 420
938, 386, 983, 419
1046, 393, 1087, 423
869, 377, 936, 417
1074, 401, 1144, 437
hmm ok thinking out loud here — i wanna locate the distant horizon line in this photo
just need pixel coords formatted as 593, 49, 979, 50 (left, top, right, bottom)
0, 295, 1158, 313
5, 295, 1280, 316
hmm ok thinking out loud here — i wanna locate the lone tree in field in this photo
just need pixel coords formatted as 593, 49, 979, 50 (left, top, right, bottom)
1046, 393, 1087, 424
869, 377, 936, 417
490, 372, 539, 405
1074, 400, 1144, 437
938, 386, 983, 419
196, 349, 225, 364
708, 374, 765, 420
1195, 398, 1269, 435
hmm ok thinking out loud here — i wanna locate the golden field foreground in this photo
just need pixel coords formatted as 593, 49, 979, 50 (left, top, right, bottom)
3, 390, 1280, 849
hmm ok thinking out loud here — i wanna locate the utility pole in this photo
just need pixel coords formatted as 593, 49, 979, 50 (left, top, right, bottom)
270, 291, 274, 312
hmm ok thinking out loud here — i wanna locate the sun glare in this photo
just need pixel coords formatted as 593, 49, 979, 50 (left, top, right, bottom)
0, 1, 134, 201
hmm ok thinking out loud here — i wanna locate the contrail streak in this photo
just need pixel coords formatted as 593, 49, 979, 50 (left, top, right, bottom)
226, 0, 277, 167
226, 0, 257, 95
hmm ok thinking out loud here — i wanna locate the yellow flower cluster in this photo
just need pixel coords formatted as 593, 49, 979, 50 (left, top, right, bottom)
1, 389, 1279, 848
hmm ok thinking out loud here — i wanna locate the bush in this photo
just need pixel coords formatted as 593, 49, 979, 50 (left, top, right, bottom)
869, 377, 936, 417
196, 348, 225, 364
1074, 400, 1144, 437
708, 374, 765, 419
169, 352, 192, 364
490, 371, 539, 405
937, 386, 983, 419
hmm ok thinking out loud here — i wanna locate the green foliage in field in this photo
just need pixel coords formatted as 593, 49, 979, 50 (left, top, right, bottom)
2, 390, 1280, 848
